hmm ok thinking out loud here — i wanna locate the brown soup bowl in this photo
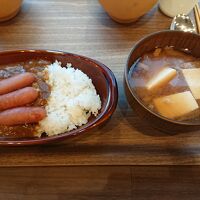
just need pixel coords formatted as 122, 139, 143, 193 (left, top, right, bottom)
124, 30, 200, 133
0, 50, 118, 146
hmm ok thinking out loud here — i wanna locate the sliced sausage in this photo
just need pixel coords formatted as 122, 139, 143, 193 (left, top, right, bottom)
0, 107, 46, 125
0, 72, 36, 95
0, 87, 38, 111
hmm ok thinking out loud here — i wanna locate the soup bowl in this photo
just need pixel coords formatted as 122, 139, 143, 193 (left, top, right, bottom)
0, 50, 118, 146
0, 0, 23, 22
98, 0, 157, 23
124, 30, 200, 133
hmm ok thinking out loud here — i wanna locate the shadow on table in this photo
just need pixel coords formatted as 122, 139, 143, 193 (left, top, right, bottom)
119, 92, 200, 137
117, 77, 200, 137
116, 78, 170, 137
118, 96, 196, 137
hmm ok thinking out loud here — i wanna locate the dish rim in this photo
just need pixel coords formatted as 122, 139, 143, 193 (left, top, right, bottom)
0, 49, 118, 146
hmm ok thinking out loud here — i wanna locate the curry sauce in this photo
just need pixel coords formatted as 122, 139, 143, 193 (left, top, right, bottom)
0, 59, 51, 138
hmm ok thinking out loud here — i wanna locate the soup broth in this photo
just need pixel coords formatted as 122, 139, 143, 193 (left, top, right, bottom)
129, 47, 200, 122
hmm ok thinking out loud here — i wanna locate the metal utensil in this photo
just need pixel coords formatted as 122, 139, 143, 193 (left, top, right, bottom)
170, 14, 196, 33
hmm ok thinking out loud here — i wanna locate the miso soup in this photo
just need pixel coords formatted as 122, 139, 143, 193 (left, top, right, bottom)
128, 47, 200, 122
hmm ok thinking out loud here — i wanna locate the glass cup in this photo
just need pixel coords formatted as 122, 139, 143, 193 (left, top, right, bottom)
159, 0, 198, 17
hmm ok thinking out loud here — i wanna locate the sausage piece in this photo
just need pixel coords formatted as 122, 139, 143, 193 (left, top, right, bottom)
0, 107, 46, 125
0, 87, 39, 111
0, 72, 36, 95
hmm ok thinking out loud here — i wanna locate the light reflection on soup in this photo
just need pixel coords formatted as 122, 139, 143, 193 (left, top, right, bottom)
128, 47, 200, 122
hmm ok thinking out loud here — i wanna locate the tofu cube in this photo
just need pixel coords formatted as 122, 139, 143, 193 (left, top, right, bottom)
182, 68, 200, 99
153, 91, 199, 120
146, 67, 177, 92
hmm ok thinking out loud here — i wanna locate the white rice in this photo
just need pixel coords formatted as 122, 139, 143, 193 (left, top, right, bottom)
37, 61, 101, 136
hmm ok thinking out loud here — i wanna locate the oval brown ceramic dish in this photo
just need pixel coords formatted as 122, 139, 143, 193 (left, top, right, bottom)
0, 50, 118, 146
124, 30, 200, 133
